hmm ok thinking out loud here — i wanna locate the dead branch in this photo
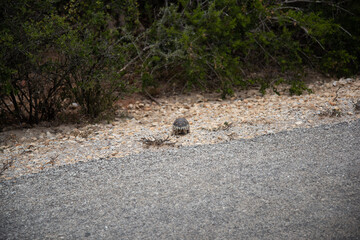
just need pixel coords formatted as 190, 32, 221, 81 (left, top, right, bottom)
281, 0, 354, 15
270, 16, 325, 50
143, 88, 161, 105
1, 159, 14, 176
333, 86, 342, 102
41, 154, 59, 169
140, 135, 175, 147
253, 38, 281, 66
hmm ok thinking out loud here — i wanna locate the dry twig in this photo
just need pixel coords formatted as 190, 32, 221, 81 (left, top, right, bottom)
140, 135, 175, 147
208, 121, 234, 131
43, 154, 59, 168
333, 86, 342, 102
144, 88, 161, 105
1, 159, 14, 176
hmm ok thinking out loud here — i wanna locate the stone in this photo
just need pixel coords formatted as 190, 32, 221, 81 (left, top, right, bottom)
69, 102, 79, 110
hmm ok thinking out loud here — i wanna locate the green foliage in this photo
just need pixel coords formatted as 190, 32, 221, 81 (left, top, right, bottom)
321, 50, 356, 77
1, 0, 358, 125
289, 80, 312, 96
0, 0, 130, 124
0, 0, 66, 124
57, 1, 127, 118
131, 0, 358, 98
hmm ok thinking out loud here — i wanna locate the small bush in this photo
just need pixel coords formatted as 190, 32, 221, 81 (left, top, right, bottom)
0, 1, 67, 124
0, 0, 130, 124
1, 0, 359, 126
130, 0, 358, 97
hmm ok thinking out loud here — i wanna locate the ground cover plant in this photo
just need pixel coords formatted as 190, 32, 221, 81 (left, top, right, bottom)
1, 0, 359, 126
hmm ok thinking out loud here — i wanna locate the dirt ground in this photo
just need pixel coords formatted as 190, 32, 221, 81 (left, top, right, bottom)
1, 75, 359, 180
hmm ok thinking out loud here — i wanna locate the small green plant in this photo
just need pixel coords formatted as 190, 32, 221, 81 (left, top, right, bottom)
289, 80, 312, 96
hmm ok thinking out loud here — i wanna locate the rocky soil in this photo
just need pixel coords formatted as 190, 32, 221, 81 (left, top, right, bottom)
1, 76, 359, 181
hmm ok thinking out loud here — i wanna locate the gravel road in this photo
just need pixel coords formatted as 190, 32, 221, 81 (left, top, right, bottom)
1, 120, 360, 239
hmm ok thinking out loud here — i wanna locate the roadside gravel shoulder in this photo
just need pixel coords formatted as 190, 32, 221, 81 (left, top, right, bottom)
1, 119, 359, 239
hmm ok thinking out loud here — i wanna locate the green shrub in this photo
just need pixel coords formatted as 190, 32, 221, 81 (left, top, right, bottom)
131, 0, 358, 97
1, 0, 358, 125
0, 0, 130, 124
0, 0, 66, 124
58, 1, 128, 118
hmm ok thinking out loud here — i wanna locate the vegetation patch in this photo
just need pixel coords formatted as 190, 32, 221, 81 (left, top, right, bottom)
1, 0, 359, 126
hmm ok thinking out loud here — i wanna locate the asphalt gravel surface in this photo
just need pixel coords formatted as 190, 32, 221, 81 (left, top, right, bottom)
1, 120, 360, 239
